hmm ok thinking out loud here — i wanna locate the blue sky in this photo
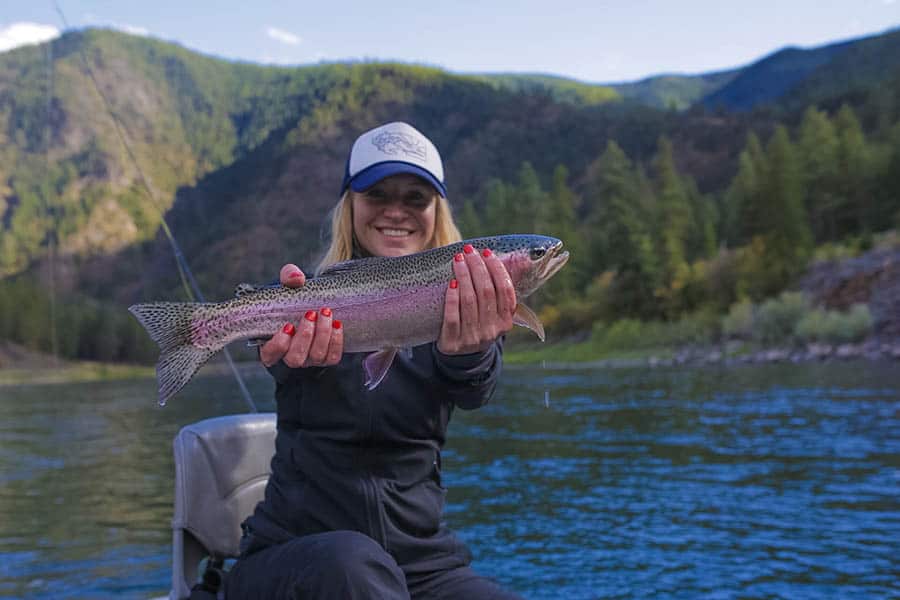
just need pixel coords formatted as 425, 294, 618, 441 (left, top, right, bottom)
2, 1, 898, 83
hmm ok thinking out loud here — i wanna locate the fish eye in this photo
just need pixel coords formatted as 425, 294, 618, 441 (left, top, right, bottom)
530, 247, 546, 260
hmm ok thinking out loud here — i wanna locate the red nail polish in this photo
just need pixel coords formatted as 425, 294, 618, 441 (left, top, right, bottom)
305, 310, 317, 322
332, 319, 342, 330
289, 271, 303, 279
482, 248, 492, 257
321, 307, 332, 317
463, 244, 474, 254
450, 279, 458, 289
282, 323, 296, 336
454, 253, 464, 262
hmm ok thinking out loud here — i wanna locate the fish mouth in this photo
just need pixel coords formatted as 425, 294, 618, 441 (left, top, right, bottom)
540, 240, 569, 282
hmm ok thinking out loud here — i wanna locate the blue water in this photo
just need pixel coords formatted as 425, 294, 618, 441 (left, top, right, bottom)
0, 361, 898, 599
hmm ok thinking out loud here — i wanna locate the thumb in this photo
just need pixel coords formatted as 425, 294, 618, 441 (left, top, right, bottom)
280, 264, 306, 288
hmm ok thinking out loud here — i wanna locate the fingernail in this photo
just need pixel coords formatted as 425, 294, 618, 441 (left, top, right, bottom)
289, 271, 303, 279
282, 323, 296, 336
305, 310, 317, 322
454, 253, 464, 262
463, 244, 474, 254
332, 319, 342, 330
321, 307, 332, 317
450, 279, 458, 289
482, 248, 492, 257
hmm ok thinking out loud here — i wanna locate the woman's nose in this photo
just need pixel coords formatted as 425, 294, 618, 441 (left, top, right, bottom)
381, 200, 407, 218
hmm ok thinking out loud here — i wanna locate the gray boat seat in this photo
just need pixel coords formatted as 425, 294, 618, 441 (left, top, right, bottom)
169, 413, 276, 600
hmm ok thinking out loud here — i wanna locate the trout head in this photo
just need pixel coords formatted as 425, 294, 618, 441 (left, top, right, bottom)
495, 235, 569, 299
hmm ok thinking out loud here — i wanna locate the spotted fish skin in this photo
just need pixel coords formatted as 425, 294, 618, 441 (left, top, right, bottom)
129, 234, 569, 405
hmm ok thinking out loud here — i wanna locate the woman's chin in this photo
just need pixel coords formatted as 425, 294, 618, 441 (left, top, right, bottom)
372, 234, 423, 256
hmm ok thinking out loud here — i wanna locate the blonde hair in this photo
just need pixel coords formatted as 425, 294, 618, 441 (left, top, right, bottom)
316, 190, 462, 274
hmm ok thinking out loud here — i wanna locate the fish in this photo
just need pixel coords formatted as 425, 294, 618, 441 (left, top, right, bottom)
129, 234, 569, 405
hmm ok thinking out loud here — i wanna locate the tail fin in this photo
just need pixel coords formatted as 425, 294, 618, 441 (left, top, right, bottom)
129, 302, 217, 405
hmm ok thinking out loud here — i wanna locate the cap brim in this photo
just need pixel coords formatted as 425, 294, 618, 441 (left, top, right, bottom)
348, 162, 447, 197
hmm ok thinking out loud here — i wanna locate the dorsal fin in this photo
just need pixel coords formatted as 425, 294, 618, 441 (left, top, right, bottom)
234, 283, 260, 297
234, 282, 282, 297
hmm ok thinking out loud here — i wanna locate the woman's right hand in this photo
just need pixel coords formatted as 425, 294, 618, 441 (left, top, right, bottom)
259, 264, 344, 368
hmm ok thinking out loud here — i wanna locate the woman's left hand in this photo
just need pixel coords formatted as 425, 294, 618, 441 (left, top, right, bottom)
437, 244, 517, 355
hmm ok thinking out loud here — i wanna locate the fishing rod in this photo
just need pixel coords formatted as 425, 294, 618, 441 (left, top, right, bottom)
51, 1, 258, 412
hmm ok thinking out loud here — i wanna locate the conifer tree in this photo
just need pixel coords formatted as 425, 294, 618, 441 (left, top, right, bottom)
585, 140, 661, 318
797, 106, 840, 242
834, 104, 871, 235
542, 165, 584, 298
514, 161, 549, 232
761, 125, 812, 293
654, 136, 692, 315
723, 132, 765, 246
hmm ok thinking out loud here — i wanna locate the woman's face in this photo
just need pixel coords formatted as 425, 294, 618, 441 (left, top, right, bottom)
351, 174, 438, 257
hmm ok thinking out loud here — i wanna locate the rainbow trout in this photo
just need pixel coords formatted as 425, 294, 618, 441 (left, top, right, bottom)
129, 234, 568, 405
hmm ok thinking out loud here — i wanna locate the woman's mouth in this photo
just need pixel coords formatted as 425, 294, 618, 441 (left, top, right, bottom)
376, 227, 412, 238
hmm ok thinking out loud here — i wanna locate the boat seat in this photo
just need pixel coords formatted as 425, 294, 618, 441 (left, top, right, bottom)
169, 413, 277, 600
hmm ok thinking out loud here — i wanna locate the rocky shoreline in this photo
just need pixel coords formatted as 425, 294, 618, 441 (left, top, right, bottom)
651, 339, 900, 368
528, 339, 900, 371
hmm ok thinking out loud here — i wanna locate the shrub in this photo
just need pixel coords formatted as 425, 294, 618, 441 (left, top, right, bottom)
722, 299, 754, 339
591, 312, 718, 352
795, 304, 873, 344
752, 291, 809, 345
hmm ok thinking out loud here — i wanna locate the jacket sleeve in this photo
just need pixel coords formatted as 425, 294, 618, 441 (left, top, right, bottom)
265, 360, 296, 385
431, 337, 504, 410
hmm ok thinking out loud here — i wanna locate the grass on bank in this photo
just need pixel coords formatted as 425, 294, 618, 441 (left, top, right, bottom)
505, 291, 875, 365
0, 361, 154, 386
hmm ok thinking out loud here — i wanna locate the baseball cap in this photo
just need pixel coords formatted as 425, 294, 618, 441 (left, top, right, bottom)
341, 122, 447, 197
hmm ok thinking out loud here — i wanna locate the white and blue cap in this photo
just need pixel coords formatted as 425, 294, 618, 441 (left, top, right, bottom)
341, 121, 447, 197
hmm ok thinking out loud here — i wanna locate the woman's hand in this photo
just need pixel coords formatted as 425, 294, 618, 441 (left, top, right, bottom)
259, 264, 344, 368
437, 245, 516, 355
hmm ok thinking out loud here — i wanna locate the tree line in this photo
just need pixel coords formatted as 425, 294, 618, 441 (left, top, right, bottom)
1, 101, 897, 363
458, 102, 899, 334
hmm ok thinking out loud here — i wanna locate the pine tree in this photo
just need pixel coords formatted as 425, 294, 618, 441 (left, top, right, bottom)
723, 132, 766, 246
761, 125, 812, 293
541, 165, 584, 299
797, 106, 840, 242
654, 136, 692, 315
584, 140, 662, 318
834, 104, 871, 236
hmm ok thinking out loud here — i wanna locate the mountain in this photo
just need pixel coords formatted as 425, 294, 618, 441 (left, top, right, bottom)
701, 27, 900, 111
610, 69, 740, 110
1, 25, 898, 306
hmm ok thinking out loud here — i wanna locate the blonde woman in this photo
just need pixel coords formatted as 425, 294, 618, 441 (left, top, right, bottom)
227, 122, 523, 599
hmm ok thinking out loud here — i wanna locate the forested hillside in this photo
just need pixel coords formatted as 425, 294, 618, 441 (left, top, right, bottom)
1, 27, 899, 364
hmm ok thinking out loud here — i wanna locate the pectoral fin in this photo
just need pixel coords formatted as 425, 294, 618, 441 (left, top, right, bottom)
513, 303, 545, 341
363, 347, 399, 390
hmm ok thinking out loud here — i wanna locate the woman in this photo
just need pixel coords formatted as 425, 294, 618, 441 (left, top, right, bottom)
226, 122, 524, 599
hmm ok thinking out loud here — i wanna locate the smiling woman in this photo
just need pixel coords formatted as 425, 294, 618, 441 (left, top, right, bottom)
225, 122, 527, 599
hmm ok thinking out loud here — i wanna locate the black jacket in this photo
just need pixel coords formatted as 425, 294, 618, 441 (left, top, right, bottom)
241, 340, 503, 576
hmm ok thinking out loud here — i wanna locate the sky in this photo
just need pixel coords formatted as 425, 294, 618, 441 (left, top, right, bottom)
1, 1, 898, 84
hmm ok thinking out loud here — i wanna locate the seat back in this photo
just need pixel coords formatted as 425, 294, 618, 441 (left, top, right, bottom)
170, 413, 276, 600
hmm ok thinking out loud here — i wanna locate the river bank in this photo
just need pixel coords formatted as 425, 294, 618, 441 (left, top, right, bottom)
508, 338, 900, 370
3, 337, 898, 386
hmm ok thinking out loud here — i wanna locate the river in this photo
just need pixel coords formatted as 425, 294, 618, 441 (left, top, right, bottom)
0, 361, 897, 599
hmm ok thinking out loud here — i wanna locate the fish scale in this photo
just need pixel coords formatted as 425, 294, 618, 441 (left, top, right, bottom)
129, 234, 569, 404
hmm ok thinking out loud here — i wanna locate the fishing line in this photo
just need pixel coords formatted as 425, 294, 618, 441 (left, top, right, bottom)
43, 37, 59, 365
52, 1, 257, 412
542, 359, 550, 408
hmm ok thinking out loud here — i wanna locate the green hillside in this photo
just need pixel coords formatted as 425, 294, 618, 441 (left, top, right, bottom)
1, 26, 900, 365
611, 70, 739, 110
470, 72, 621, 106
700, 27, 900, 112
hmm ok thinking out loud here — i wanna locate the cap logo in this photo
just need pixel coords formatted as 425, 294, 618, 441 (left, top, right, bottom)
371, 130, 427, 161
